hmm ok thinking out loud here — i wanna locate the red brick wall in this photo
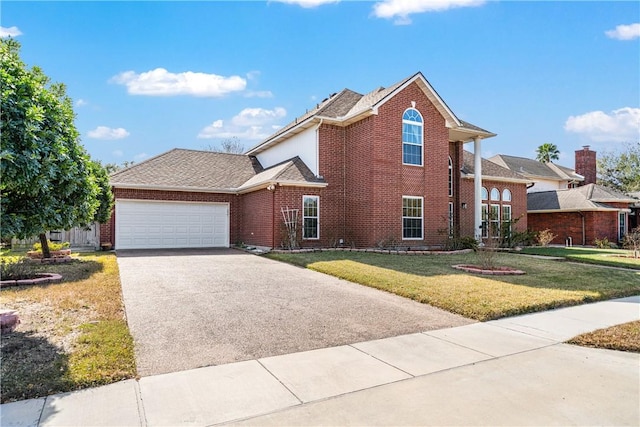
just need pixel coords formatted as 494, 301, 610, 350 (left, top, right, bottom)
528, 209, 622, 245
458, 179, 528, 238
239, 189, 273, 247
105, 188, 239, 248
273, 186, 324, 249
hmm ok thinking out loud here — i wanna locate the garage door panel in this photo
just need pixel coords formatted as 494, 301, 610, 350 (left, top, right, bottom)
116, 201, 229, 249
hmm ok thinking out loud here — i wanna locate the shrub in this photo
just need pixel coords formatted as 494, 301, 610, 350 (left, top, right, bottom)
507, 229, 537, 248
32, 240, 70, 252
623, 227, 640, 258
536, 229, 556, 246
0, 257, 35, 280
443, 236, 478, 251
593, 237, 609, 249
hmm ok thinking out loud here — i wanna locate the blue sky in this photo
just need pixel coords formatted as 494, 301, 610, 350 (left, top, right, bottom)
2, 1, 639, 167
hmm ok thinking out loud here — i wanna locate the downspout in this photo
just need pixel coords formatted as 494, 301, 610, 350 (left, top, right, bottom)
578, 211, 586, 246
272, 186, 276, 249
315, 119, 323, 178
343, 123, 347, 240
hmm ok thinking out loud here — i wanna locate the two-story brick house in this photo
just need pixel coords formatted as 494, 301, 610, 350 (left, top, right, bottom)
102, 72, 529, 250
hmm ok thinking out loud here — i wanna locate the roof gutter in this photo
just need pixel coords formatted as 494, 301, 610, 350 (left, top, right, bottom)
528, 207, 631, 214
111, 183, 237, 194
461, 174, 532, 185
236, 180, 328, 195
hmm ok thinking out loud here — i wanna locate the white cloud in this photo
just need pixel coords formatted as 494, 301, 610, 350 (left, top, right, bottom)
231, 107, 286, 126
271, 0, 339, 8
0, 26, 22, 37
110, 68, 246, 97
87, 126, 130, 140
244, 90, 274, 98
605, 23, 640, 41
134, 153, 148, 161
198, 107, 287, 140
564, 107, 640, 143
112, 150, 124, 157
373, 0, 486, 24
75, 99, 88, 107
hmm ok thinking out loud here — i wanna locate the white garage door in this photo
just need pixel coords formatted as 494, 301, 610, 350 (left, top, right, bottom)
115, 200, 229, 249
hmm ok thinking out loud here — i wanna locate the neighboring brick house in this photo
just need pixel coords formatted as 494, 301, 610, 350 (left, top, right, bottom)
103, 72, 528, 250
493, 146, 638, 245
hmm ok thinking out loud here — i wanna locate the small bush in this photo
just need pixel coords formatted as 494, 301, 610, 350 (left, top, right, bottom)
32, 240, 70, 252
443, 236, 478, 251
593, 237, 610, 249
623, 227, 640, 258
506, 229, 538, 248
0, 257, 35, 280
536, 229, 556, 246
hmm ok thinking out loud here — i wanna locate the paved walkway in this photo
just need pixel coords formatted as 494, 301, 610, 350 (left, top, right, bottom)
2, 296, 639, 426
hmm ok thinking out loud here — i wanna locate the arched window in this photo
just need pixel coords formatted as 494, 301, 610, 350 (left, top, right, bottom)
502, 189, 512, 202
448, 156, 453, 197
481, 187, 488, 201
490, 188, 500, 201
402, 108, 423, 166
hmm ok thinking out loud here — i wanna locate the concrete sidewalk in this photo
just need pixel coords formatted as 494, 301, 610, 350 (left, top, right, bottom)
2, 296, 639, 427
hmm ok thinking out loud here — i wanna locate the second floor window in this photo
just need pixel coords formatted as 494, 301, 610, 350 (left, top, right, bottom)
402, 108, 423, 166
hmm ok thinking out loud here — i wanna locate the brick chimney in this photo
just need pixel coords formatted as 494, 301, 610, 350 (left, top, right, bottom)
575, 145, 597, 185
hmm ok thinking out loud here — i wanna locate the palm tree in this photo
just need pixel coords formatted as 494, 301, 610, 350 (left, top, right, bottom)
536, 143, 560, 163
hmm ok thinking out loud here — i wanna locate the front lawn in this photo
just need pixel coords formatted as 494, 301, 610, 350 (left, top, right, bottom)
568, 320, 640, 353
519, 246, 640, 270
1, 253, 136, 403
267, 251, 640, 321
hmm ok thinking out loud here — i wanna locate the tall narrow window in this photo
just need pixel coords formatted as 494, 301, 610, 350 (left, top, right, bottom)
402, 196, 423, 239
302, 195, 319, 239
402, 108, 423, 166
502, 205, 512, 238
481, 187, 488, 201
619, 212, 627, 241
502, 189, 512, 202
481, 204, 488, 238
490, 204, 500, 238
490, 188, 500, 201
448, 202, 454, 238
448, 156, 453, 197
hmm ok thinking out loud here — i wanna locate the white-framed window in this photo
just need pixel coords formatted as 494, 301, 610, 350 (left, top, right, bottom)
302, 195, 319, 239
402, 196, 423, 240
448, 156, 453, 197
402, 108, 423, 166
502, 205, 512, 237
481, 187, 488, 201
481, 203, 489, 238
490, 188, 500, 201
502, 189, 512, 202
619, 212, 627, 241
448, 202, 454, 238
490, 204, 500, 238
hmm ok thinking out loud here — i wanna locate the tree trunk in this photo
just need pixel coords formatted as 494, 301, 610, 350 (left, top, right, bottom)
39, 233, 51, 259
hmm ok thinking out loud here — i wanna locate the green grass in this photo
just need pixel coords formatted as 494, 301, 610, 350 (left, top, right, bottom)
1, 253, 136, 403
519, 246, 640, 270
267, 251, 640, 321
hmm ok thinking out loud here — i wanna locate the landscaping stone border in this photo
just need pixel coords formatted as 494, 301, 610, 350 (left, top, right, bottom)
269, 248, 474, 255
0, 273, 63, 288
451, 264, 526, 275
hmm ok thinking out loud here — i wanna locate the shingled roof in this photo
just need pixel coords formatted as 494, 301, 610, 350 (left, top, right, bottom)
110, 149, 325, 193
461, 151, 530, 183
527, 184, 637, 212
247, 72, 494, 155
489, 154, 584, 182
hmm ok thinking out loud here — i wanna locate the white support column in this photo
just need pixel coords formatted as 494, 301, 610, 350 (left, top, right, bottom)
474, 137, 483, 241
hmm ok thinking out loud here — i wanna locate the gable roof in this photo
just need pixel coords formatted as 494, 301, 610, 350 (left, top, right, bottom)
247, 72, 495, 156
527, 183, 637, 213
110, 149, 326, 193
489, 154, 584, 182
461, 151, 530, 184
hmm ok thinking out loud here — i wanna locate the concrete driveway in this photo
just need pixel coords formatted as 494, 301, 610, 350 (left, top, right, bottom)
117, 248, 473, 376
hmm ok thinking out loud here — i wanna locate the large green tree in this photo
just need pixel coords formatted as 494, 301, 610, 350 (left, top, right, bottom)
1, 39, 107, 257
597, 142, 640, 193
536, 143, 560, 163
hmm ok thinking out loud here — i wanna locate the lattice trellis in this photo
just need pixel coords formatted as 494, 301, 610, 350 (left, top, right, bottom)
281, 207, 299, 249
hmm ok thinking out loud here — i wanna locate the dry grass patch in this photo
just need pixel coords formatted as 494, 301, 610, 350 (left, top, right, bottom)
1, 253, 135, 403
268, 251, 640, 321
567, 321, 640, 353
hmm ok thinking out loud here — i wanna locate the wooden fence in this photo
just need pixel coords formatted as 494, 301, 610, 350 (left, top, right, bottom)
11, 223, 100, 251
